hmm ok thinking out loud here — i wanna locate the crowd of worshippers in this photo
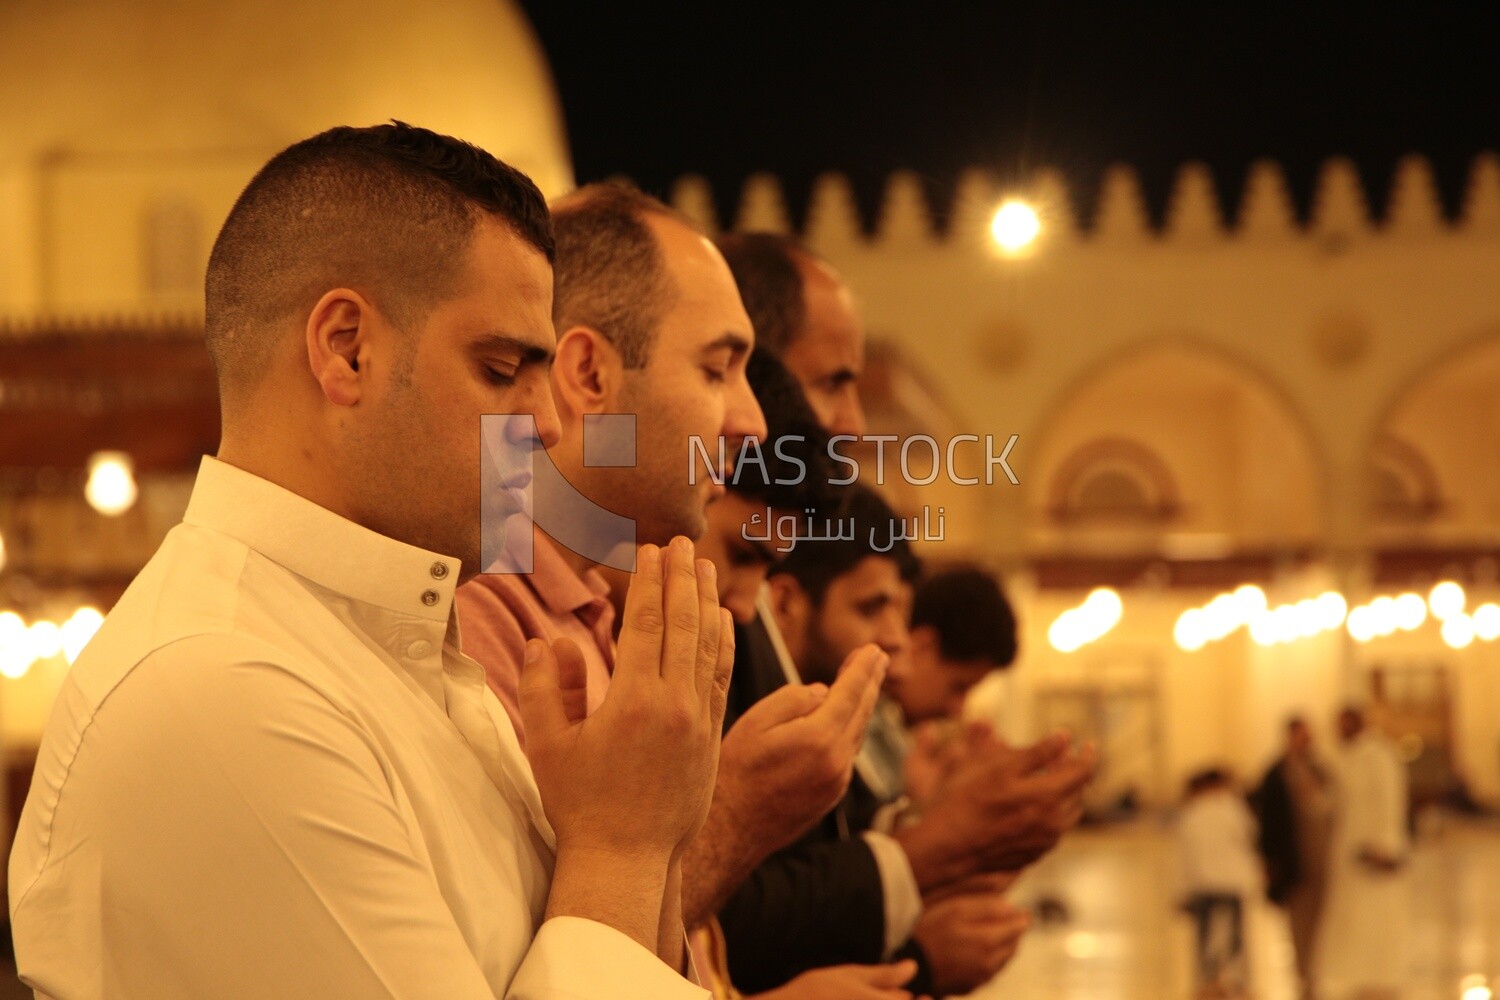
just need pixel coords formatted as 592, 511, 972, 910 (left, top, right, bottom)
9, 123, 1097, 1000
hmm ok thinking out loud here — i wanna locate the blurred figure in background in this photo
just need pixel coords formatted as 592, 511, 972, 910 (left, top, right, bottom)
1177, 768, 1261, 999
1318, 707, 1411, 1000
885, 567, 1019, 814
1250, 716, 1333, 1000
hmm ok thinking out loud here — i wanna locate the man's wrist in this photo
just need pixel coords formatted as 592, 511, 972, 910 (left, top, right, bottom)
680, 787, 760, 927
548, 842, 675, 955
894, 818, 967, 893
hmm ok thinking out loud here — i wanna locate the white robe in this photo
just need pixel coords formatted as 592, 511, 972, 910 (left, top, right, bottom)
1317, 730, 1412, 995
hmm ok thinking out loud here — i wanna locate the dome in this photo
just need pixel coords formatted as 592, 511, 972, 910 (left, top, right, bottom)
0, 0, 573, 195
0, 0, 573, 318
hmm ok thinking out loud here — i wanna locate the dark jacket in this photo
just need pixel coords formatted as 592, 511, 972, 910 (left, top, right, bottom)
717, 616, 935, 994
1248, 758, 1300, 905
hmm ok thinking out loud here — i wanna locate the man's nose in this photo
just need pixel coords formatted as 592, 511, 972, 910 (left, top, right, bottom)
831, 390, 867, 439
516, 384, 563, 450
723, 373, 768, 441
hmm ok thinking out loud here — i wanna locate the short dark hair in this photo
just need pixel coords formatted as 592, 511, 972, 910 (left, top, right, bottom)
730, 350, 843, 514
769, 484, 921, 605
205, 121, 552, 407
551, 181, 693, 369
911, 567, 1018, 667
715, 232, 812, 356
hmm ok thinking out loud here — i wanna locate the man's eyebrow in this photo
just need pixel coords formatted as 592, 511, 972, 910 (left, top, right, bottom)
472, 332, 554, 367
702, 332, 753, 356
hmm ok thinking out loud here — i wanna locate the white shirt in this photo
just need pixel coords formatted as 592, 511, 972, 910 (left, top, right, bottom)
1177, 789, 1262, 896
9, 456, 707, 1000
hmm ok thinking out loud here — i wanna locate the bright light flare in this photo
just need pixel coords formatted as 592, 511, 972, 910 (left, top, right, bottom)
1050, 588, 1124, 653
990, 200, 1041, 253
1347, 605, 1376, 643
1393, 592, 1427, 631
1473, 603, 1500, 642
1174, 609, 1207, 652
61, 607, 105, 664
86, 450, 138, 516
1442, 614, 1476, 650
0, 611, 30, 678
1429, 581, 1466, 621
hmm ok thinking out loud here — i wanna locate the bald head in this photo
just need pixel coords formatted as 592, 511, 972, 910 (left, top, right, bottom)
204, 122, 553, 414
717, 232, 867, 437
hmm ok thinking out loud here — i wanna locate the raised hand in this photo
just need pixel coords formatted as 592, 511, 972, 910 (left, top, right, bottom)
682, 644, 887, 925
913, 891, 1031, 996
721, 645, 888, 845
521, 538, 733, 954
896, 733, 1098, 892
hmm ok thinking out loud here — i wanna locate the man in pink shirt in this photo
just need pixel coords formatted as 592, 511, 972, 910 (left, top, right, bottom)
458, 183, 890, 938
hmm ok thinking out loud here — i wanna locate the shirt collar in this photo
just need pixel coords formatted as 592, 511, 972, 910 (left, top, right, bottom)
528, 530, 612, 617
183, 456, 460, 623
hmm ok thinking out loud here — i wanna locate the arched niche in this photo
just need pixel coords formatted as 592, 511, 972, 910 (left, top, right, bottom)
1028, 340, 1327, 557
1367, 331, 1500, 554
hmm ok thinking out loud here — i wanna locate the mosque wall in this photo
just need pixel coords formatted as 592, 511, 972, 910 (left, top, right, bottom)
683, 155, 1500, 806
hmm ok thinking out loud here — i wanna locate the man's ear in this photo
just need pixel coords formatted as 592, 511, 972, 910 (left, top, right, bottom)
552, 326, 625, 418
306, 289, 373, 407
766, 573, 811, 663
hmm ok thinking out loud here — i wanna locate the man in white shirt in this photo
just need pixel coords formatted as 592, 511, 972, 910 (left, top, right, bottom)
1319, 706, 1412, 1000
9, 123, 725, 999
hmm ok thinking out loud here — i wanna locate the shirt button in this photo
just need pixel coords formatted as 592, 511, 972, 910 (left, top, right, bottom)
408, 639, 433, 659
430, 561, 449, 580
421, 589, 439, 607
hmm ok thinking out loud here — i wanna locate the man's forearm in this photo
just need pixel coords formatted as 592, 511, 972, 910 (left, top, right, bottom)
680, 793, 761, 928
547, 844, 670, 956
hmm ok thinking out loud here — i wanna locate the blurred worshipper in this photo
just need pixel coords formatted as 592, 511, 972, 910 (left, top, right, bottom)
702, 350, 844, 685
716, 232, 866, 439
893, 567, 1018, 727
1249, 716, 1333, 1000
1318, 706, 1411, 1000
691, 350, 933, 1000
717, 232, 1093, 997
453, 184, 898, 987
9, 124, 727, 998
1177, 768, 1261, 999
719, 485, 1084, 998
879, 567, 1019, 817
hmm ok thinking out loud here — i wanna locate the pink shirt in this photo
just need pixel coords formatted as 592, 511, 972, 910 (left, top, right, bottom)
457, 530, 617, 750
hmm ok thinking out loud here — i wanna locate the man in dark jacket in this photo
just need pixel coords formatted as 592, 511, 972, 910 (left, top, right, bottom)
1250, 715, 1333, 998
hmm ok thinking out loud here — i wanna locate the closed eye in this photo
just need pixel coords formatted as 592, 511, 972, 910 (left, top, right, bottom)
483, 364, 518, 386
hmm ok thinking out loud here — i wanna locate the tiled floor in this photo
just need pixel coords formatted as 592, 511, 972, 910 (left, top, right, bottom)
3, 813, 1496, 998
986, 811, 1500, 1000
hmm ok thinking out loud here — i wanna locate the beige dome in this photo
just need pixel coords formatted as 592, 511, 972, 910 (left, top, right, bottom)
0, 0, 573, 317
0, 0, 572, 194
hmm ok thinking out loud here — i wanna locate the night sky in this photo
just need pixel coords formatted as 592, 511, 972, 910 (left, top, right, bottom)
520, 3, 1500, 232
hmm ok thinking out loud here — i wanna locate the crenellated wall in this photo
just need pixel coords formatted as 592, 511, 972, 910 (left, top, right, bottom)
678, 156, 1500, 804
673, 154, 1500, 564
